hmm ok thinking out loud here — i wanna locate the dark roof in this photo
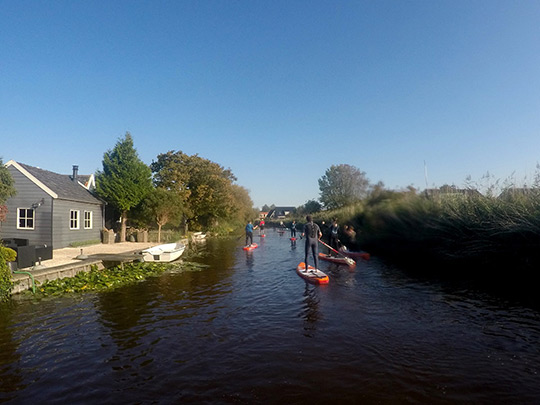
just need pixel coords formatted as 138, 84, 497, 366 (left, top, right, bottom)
17, 162, 102, 205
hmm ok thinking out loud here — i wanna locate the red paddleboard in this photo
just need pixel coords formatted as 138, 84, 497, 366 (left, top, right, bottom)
259, 234, 266, 237
318, 253, 356, 268
339, 249, 370, 260
296, 262, 329, 285
290, 237, 296, 241
243, 243, 258, 251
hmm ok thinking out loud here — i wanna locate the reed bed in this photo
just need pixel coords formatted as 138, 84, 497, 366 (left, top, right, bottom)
357, 190, 540, 273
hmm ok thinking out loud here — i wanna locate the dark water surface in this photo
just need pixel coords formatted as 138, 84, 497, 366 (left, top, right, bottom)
1, 233, 540, 404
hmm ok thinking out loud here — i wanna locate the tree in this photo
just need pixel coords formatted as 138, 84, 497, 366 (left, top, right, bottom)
0, 159, 17, 231
230, 184, 257, 223
134, 188, 184, 243
95, 133, 153, 242
303, 199, 322, 214
151, 151, 239, 230
318, 164, 370, 209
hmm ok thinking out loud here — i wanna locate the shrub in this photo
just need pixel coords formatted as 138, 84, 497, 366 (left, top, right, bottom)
0, 246, 16, 301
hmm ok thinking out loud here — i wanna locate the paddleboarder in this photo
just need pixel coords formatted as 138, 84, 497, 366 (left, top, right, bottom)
290, 220, 297, 238
302, 215, 322, 271
259, 218, 265, 236
329, 219, 339, 256
245, 220, 258, 246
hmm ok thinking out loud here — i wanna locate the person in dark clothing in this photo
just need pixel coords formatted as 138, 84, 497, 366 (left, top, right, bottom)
290, 220, 297, 238
329, 220, 339, 256
302, 215, 322, 270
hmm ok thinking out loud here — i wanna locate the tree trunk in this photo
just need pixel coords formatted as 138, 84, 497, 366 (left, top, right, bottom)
157, 224, 162, 243
120, 211, 127, 242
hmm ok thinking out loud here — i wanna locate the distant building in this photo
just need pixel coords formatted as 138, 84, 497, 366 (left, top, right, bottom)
498, 187, 540, 200
259, 211, 268, 219
424, 186, 481, 199
266, 206, 296, 218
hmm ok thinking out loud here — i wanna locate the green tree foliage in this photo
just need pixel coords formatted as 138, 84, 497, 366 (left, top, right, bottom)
0, 247, 16, 301
134, 187, 184, 242
303, 199, 322, 214
151, 151, 244, 230
95, 133, 152, 241
319, 164, 370, 209
0, 159, 17, 205
230, 184, 257, 223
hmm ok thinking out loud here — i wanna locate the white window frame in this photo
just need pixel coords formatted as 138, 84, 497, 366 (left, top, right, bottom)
70, 210, 80, 230
84, 210, 93, 229
17, 208, 35, 230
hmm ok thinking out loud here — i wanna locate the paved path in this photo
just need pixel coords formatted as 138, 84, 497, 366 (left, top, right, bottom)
37, 242, 159, 268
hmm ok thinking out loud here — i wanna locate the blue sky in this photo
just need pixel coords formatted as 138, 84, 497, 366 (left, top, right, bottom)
2, 1, 540, 209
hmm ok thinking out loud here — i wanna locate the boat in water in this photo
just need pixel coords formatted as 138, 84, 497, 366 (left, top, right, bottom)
141, 242, 186, 262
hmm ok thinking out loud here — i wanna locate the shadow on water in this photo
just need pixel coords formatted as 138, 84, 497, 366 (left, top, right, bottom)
373, 250, 540, 311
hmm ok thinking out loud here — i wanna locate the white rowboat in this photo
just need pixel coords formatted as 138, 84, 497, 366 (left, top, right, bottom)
141, 242, 186, 263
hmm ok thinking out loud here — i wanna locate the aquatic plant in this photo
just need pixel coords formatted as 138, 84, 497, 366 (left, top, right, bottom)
34, 260, 207, 297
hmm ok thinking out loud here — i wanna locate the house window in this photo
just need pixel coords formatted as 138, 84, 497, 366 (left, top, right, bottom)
84, 211, 92, 229
70, 210, 80, 230
17, 208, 35, 229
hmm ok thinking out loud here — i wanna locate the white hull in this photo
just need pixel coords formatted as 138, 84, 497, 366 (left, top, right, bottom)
141, 242, 186, 262
191, 232, 206, 242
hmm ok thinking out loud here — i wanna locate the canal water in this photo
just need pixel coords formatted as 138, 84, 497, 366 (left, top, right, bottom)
1, 232, 540, 404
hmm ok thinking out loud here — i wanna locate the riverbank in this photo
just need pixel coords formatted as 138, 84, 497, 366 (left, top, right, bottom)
10, 241, 164, 295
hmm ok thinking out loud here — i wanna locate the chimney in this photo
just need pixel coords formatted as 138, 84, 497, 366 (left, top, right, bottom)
72, 165, 79, 182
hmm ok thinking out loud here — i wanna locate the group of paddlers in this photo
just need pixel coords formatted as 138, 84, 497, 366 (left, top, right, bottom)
245, 216, 358, 271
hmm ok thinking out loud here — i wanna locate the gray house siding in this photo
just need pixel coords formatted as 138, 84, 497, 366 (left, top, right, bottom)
4, 166, 53, 246
3, 161, 104, 249
52, 199, 103, 248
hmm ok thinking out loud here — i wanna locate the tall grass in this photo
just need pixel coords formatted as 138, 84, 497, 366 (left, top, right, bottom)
358, 190, 540, 272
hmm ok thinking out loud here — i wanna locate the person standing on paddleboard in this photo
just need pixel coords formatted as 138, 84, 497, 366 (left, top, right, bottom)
302, 215, 322, 270
290, 220, 297, 238
329, 219, 339, 256
259, 218, 265, 235
245, 220, 258, 246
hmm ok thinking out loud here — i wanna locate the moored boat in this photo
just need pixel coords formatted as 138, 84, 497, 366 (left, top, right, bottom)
141, 242, 186, 263
191, 232, 207, 242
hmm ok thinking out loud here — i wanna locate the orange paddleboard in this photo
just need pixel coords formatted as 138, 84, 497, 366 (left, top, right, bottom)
243, 243, 258, 251
296, 262, 329, 285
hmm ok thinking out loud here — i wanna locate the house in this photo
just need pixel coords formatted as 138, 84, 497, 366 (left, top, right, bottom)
497, 187, 540, 201
259, 211, 268, 219
424, 186, 481, 200
266, 206, 296, 218
3, 161, 104, 250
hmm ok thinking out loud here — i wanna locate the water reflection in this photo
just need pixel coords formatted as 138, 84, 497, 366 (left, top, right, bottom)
245, 251, 254, 269
2, 235, 540, 403
301, 284, 322, 337
0, 302, 24, 400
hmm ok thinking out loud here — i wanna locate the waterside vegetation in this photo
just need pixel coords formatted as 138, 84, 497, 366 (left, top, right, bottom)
24, 260, 209, 298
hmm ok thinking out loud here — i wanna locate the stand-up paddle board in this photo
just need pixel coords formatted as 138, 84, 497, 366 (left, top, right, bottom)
339, 249, 370, 260
318, 253, 356, 268
243, 243, 258, 251
296, 262, 329, 284
290, 237, 297, 241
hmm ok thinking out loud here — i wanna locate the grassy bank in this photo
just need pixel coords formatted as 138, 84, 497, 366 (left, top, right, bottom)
293, 189, 540, 281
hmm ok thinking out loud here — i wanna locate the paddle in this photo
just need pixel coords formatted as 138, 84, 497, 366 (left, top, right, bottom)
318, 239, 356, 267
